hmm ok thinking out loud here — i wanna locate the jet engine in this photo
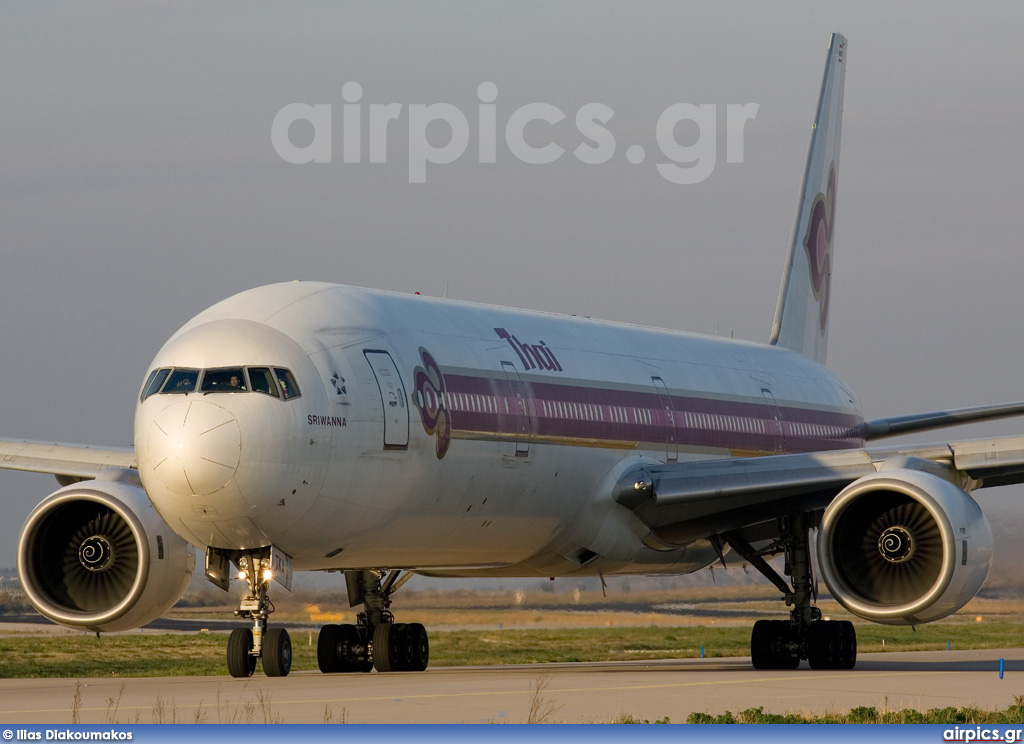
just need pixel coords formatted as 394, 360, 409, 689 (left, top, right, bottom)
17, 473, 195, 632
817, 467, 992, 626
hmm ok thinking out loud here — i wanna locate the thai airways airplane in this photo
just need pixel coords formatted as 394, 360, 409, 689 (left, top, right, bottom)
5, 33, 1024, 677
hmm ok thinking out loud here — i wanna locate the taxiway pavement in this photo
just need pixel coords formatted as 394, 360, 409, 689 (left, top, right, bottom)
0, 648, 1020, 724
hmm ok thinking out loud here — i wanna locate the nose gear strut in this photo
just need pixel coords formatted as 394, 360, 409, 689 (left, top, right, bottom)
225, 549, 292, 678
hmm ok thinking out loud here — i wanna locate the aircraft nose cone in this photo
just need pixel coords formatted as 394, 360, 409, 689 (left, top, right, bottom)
147, 400, 241, 496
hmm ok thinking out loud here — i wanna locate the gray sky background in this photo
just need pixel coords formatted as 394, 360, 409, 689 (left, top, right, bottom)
2, 2, 1024, 578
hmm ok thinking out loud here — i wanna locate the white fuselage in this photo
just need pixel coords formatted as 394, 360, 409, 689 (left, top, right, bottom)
133, 282, 863, 578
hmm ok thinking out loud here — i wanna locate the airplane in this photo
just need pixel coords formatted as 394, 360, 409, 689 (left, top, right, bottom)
6, 32, 1024, 677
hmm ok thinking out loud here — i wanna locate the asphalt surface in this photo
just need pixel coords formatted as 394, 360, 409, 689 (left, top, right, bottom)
0, 648, 1021, 724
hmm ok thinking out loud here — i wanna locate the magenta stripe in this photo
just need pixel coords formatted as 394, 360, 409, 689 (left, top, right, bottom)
436, 372, 864, 454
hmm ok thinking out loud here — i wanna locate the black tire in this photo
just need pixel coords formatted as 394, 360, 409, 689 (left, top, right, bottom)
837, 620, 857, 669
348, 624, 373, 672
774, 621, 799, 669
391, 623, 411, 672
356, 657, 374, 673
263, 627, 292, 677
807, 620, 830, 669
372, 624, 394, 672
317, 624, 340, 673
227, 627, 257, 678
807, 620, 857, 670
338, 624, 367, 672
407, 623, 429, 672
751, 619, 773, 669
751, 620, 798, 670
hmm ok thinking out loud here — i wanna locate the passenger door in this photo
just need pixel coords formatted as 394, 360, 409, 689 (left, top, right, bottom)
364, 350, 410, 449
501, 361, 531, 457
652, 376, 678, 462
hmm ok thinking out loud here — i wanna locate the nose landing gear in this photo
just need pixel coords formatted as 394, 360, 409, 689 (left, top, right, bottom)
209, 550, 425, 676
225, 550, 292, 678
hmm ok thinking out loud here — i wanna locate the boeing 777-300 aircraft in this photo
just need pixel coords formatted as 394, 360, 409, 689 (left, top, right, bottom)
6, 33, 1024, 677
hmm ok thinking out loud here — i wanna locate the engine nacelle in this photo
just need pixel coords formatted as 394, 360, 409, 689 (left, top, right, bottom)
817, 468, 992, 626
17, 474, 195, 632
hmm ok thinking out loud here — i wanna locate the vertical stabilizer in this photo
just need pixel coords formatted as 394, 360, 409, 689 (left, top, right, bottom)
769, 33, 847, 365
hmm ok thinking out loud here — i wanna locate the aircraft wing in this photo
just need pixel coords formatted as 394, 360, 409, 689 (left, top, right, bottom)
861, 401, 1024, 440
0, 438, 136, 482
616, 434, 1024, 547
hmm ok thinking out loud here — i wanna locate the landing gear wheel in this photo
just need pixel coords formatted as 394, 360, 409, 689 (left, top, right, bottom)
372, 623, 395, 672
407, 622, 429, 672
391, 623, 412, 671
227, 627, 257, 678
340, 624, 372, 672
347, 624, 373, 672
836, 621, 857, 669
319, 623, 373, 673
263, 627, 292, 677
318, 624, 341, 673
807, 620, 857, 670
750, 620, 798, 670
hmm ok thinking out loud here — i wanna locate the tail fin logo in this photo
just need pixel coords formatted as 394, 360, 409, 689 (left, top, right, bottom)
803, 162, 837, 333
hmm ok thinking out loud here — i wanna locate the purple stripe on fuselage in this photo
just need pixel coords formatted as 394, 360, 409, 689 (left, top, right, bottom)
436, 372, 863, 454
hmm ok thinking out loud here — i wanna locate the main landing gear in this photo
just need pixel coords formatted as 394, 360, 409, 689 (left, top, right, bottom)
723, 513, 857, 670
227, 551, 292, 678
317, 569, 429, 673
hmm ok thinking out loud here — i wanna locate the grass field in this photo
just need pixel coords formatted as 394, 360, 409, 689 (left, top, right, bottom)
2, 618, 1023, 678
3, 584, 1024, 678
677, 700, 1024, 724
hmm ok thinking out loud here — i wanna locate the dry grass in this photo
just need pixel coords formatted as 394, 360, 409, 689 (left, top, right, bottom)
6, 585, 1024, 646
165, 584, 794, 630
525, 674, 564, 724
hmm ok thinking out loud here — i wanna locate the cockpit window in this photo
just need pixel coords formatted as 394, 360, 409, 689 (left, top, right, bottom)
141, 368, 171, 401
140, 365, 300, 401
275, 368, 301, 400
248, 367, 279, 398
164, 368, 200, 394
200, 367, 247, 393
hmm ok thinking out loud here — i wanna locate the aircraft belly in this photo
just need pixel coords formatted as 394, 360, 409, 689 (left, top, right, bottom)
288, 437, 609, 568
304, 515, 564, 569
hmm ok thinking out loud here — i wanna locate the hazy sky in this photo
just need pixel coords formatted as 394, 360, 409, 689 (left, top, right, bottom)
2, 2, 1024, 574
